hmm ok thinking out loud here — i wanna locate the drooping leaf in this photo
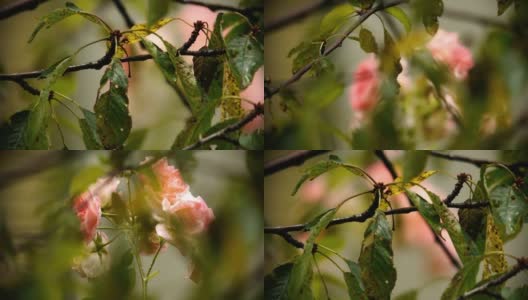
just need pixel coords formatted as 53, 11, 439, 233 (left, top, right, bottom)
94, 58, 131, 149
0, 110, 31, 149
388, 170, 437, 195
427, 189, 477, 265
441, 256, 481, 300
69, 165, 107, 196
482, 214, 508, 279
24, 94, 51, 149
28, 2, 111, 43
287, 209, 336, 299
220, 13, 264, 89
402, 151, 429, 182
147, 0, 170, 26
498, 0, 515, 16
79, 108, 103, 149
385, 6, 412, 33
319, 4, 356, 38
359, 28, 378, 53
122, 18, 175, 45
405, 190, 442, 235
124, 129, 148, 150
292, 156, 364, 196
358, 211, 396, 300
413, 0, 444, 35
343, 259, 368, 300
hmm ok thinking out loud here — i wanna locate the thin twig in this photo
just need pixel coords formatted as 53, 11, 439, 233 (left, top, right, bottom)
111, 0, 135, 28
172, 0, 262, 15
265, 0, 409, 100
458, 257, 528, 300
0, 0, 49, 20
264, 150, 330, 176
181, 103, 263, 150
429, 151, 528, 172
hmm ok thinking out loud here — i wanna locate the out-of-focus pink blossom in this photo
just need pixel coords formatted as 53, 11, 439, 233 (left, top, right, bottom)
88, 176, 120, 207
73, 192, 101, 243
299, 176, 327, 203
73, 232, 111, 278
426, 29, 474, 80
349, 54, 380, 112
149, 158, 215, 235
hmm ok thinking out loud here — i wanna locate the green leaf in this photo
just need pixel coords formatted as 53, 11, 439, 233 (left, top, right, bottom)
304, 72, 344, 109
0, 110, 31, 149
287, 209, 336, 299
404, 190, 442, 235
171, 98, 220, 149
287, 40, 334, 77
24, 95, 51, 149
388, 170, 437, 195
79, 108, 103, 149
291, 156, 364, 196
28, 2, 111, 43
69, 165, 107, 196
414, 0, 444, 35
264, 262, 313, 300
124, 129, 148, 150
344, 260, 368, 300
426, 189, 477, 265
498, 0, 515, 16
488, 184, 527, 241
94, 59, 131, 149
402, 150, 429, 182
164, 41, 202, 112
147, 0, 170, 26
319, 4, 356, 38
385, 6, 412, 33
239, 130, 263, 150
441, 256, 481, 300
359, 28, 378, 53
358, 211, 396, 300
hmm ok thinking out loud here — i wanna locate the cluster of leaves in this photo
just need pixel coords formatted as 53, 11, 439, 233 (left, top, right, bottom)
265, 154, 528, 299
267, 0, 528, 149
0, 1, 264, 150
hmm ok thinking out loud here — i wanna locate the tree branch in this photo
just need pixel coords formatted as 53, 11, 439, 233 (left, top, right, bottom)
429, 151, 528, 172
172, 0, 262, 15
181, 103, 264, 150
458, 257, 528, 300
265, 0, 409, 100
264, 150, 331, 176
0, 0, 49, 20
111, 0, 135, 28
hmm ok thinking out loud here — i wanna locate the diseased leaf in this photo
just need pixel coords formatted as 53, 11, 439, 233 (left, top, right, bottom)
264, 261, 313, 300
122, 17, 175, 45
427, 189, 477, 265
358, 211, 396, 300
79, 108, 103, 149
482, 214, 508, 279
224, 27, 263, 88
385, 6, 412, 33
405, 190, 442, 235
94, 59, 131, 149
359, 28, 378, 53
389, 170, 437, 195
28, 2, 111, 43
344, 259, 367, 300
287, 209, 336, 299
193, 46, 224, 95
488, 184, 527, 241
147, 0, 170, 26
319, 4, 356, 38
221, 65, 242, 119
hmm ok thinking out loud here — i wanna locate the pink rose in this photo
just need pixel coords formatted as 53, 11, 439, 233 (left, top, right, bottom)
73, 192, 101, 243
426, 29, 474, 80
152, 157, 189, 197
349, 54, 380, 112
162, 194, 215, 235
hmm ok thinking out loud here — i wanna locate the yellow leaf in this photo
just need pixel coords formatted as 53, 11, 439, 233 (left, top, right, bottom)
483, 215, 508, 279
121, 17, 176, 45
388, 170, 438, 196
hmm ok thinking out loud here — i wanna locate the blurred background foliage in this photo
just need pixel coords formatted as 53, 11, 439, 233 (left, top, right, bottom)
0, 150, 263, 299
0, 0, 261, 149
264, 0, 528, 149
264, 150, 528, 299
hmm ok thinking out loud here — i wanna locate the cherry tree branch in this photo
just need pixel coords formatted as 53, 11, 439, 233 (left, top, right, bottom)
0, 0, 49, 20
172, 0, 262, 15
265, 0, 409, 100
458, 257, 528, 300
181, 103, 264, 150
429, 151, 528, 172
264, 150, 331, 176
